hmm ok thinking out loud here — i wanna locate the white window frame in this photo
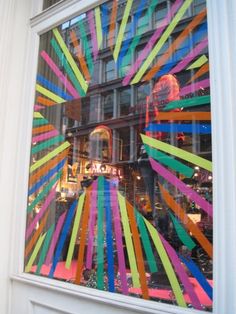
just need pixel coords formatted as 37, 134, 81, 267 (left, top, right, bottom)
5, 0, 236, 314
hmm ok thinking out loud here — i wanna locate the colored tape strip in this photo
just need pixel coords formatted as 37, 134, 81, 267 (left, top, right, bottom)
33, 118, 49, 127
154, 111, 211, 121
66, 193, 86, 269
118, 192, 140, 288
49, 200, 77, 277
33, 112, 44, 119
141, 133, 212, 172
32, 129, 59, 144
32, 124, 55, 136
113, 0, 134, 61
31, 135, 64, 155
188, 63, 209, 83
36, 84, 65, 104
52, 28, 88, 93
110, 184, 129, 295
25, 233, 47, 273
104, 180, 115, 292
131, 0, 193, 84
30, 142, 70, 173
36, 96, 56, 107
108, 0, 118, 50
145, 123, 211, 134
144, 218, 187, 307
180, 79, 210, 97
150, 158, 213, 217
95, 7, 103, 49
159, 184, 213, 258
164, 95, 210, 111
88, 10, 99, 60
187, 54, 208, 70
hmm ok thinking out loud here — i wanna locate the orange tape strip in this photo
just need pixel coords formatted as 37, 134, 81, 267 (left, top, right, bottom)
36, 96, 56, 107
143, 9, 207, 81
108, 0, 118, 50
159, 184, 212, 258
75, 187, 91, 284
70, 30, 91, 82
29, 148, 69, 186
32, 124, 55, 135
126, 200, 149, 299
25, 211, 49, 257
188, 63, 209, 83
155, 111, 211, 121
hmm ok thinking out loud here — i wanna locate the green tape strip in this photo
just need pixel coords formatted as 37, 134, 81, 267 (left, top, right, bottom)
33, 118, 49, 127
30, 141, 70, 173
187, 55, 208, 70
164, 95, 210, 111
97, 176, 105, 290
118, 192, 140, 288
144, 219, 187, 308
131, 0, 193, 84
51, 38, 85, 97
77, 19, 94, 75
34, 112, 44, 119
31, 135, 64, 155
25, 233, 46, 273
27, 171, 62, 213
66, 193, 85, 269
36, 84, 65, 103
141, 134, 212, 172
36, 224, 55, 275
144, 144, 194, 178
113, 0, 134, 61
95, 7, 103, 49
121, 0, 158, 70
135, 210, 158, 273
53, 28, 88, 93
169, 211, 196, 251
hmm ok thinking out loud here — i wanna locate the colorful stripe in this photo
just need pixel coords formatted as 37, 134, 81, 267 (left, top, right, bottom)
33, 118, 49, 127
144, 144, 194, 178
25, 233, 46, 273
49, 200, 77, 278
30, 142, 70, 173
113, 0, 134, 61
144, 218, 187, 307
52, 28, 88, 93
108, 0, 118, 50
45, 212, 66, 265
66, 193, 86, 269
36, 96, 56, 107
187, 54, 208, 70
141, 133, 212, 171
145, 123, 211, 134
180, 79, 210, 97
88, 10, 99, 60
40, 51, 80, 99
131, 0, 193, 84
31, 135, 64, 155
36, 84, 65, 104
159, 184, 213, 258
154, 111, 211, 121
33, 112, 44, 119
164, 95, 210, 111
118, 192, 140, 288
110, 184, 128, 295
188, 63, 209, 83
95, 7, 103, 49
32, 129, 59, 144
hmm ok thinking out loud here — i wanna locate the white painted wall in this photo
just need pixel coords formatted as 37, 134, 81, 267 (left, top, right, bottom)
0, 0, 236, 313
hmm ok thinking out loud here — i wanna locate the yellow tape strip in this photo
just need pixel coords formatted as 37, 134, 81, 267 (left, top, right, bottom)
36, 84, 65, 104
95, 7, 103, 49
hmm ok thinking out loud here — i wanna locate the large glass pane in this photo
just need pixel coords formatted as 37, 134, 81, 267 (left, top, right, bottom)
25, 1, 212, 311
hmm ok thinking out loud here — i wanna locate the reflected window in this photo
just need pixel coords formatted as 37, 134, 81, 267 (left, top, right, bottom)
154, 3, 168, 29
104, 59, 115, 81
102, 92, 114, 120
43, 0, 61, 10
118, 88, 131, 116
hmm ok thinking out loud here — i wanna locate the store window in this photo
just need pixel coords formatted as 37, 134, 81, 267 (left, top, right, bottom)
136, 11, 149, 35
43, 0, 62, 10
154, 3, 168, 29
25, 0, 213, 312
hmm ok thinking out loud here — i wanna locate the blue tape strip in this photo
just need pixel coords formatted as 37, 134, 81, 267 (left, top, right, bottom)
180, 255, 213, 300
145, 123, 211, 134
36, 75, 73, 101
28, 159, 66, 196
155, 22, 207, 78
104, 179, 115, 292
49, 200, 77, 278
101, 3, 109, 34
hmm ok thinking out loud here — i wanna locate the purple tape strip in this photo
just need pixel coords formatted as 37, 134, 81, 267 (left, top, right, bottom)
122, 0, 183, 86
32, 130, 59, 144
110, 184, 128, 295
26, 186, 56, 240
150, 158, 213, 217
160, 235, 203, 310
88, 10, 99, 60
41, 51, 80, 99
170, 37, 208, 74
85, 180, 98, 269
180, 79, 210, 97
45, 211, 66, 265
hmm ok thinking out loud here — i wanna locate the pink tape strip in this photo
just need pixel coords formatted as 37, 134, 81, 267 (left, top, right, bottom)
160, 235, 203, 310
180, 79, 210, 97
34, 104, 44, 111
122, 0, 183, 86
170, 37, 208, 74
32, 130, 59, 144
150, 158, 213, 217
41, 51, 80, 99
26, 186, 56, 240
88, 10, 99, 60
86, 180, 98, 269
110, 184, 128, 295
45, 211, 67, 265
